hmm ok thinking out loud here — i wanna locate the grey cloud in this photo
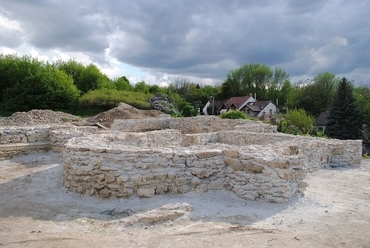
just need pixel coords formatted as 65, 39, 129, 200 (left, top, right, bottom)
1, 0, 370, 84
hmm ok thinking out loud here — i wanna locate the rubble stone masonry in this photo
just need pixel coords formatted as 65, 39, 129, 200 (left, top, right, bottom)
0, 116, 362, 202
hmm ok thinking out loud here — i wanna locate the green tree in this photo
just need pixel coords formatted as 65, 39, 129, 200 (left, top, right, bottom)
133, 81, 150, 93
77, 64, 113, 93
354, 85, 370, 127
294, 72, 338, 117
113, 76, 133, 91
326, 78, 362, 140
0, 54, 43, 104
53, 59, 85, 85
221, 63, 289, 100
3, 65, 79, 111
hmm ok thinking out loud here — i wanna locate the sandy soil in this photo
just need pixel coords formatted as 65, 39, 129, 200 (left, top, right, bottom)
0, 151, 369, 248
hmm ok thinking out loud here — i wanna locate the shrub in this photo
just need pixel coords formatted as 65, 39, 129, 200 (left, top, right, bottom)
279, 109, 315, 134
78, 89, 151, 115
181, 104, 198, 117
220, 110, 247, 119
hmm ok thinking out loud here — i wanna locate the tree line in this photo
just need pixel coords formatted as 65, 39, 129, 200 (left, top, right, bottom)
0, 54, 368, 140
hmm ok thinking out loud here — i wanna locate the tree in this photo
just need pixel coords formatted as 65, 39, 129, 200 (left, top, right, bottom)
53, 59, 85, 85
133, 81, 150, 93
353, 85, 370, 127
221, 63, 289, 100
77, 64, 113, 93
0, 54, 43, 104
293, 72, 338, 117
3, 65, 79, 111
113, 76, 133, 91
325, 78, 362, 140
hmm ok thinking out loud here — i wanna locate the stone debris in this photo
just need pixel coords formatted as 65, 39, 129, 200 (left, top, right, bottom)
119, 203, 193, 226
0, 109, 82, 126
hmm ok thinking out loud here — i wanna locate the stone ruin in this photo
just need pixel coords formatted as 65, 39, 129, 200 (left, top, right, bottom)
0, 116, 362, 203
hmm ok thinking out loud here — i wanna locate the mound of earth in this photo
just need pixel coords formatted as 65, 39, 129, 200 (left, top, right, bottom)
87, 102, 167, 127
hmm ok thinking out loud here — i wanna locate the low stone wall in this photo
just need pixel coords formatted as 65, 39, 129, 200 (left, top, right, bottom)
0, 125, 98, 159
0, 116, 362, 203
63, 129, 362, 202
49, 126, 98, 152
111, 116, 277, 133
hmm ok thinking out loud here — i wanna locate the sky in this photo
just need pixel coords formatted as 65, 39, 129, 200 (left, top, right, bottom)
0, 0, 369, 86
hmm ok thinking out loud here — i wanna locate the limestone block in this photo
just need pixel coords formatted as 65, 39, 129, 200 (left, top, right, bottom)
137, 187, 155, 198
190, 176, 200, 186
266, 159, 291, 169
190, 168, 214, 178
196, 150, 222, 159
175, 177, 188, 186
298, 181, 308, 188
295, 169, 306, 180
153, 173, 167, 182
223, 149, 240, 158
155, 183, 168, 194
243, 160, 263, 173
99, 188, 111, 198
104, 174, 116, 183
277, 170, 294, 180
208, 179, 224, 190
92, 182, 105, 190
117, 175, 129, 184
331, 147, 344, 155
177, 184, 191, 194
131, 174, 143, 183
107, 183, 120, 190
194, 184, 208, 194
116, 188, 133, 198
224, 157, 242, 171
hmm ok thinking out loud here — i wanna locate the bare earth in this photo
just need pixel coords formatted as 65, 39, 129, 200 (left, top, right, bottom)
0, 152, 369, 248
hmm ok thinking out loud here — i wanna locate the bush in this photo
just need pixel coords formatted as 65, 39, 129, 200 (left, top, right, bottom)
181, 104, 198, 117
78, 89, 152, 114
283, 108, 315, 134
220, 110, 247, 119
3, 66, 80, 112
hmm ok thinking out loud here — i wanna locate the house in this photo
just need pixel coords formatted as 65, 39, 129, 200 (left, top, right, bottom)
316, 111, 329, 131
218, 94, 277, 120
240, 101, 277, 121
203, 99, 226, 115
218, 95, 256, 114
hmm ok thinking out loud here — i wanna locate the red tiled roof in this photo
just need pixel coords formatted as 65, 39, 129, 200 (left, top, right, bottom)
220, 96, 252, 109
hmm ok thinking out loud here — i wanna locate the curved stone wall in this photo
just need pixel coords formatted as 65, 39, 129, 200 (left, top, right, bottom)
63, 127, 362, 202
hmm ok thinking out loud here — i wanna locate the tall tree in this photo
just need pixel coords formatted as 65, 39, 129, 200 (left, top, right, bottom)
221, 63, 289, 100
294, 72, 338, 117
326, 78, 362, 140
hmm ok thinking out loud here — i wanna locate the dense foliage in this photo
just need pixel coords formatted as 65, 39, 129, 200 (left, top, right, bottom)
1, 54, 370, 139
220, 110, 247, 119
278, 109, 315, 135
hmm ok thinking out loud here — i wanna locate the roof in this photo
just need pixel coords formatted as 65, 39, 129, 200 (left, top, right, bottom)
243, 101, 272, 112
219, 96, 253, 110
316, 111, 329, 126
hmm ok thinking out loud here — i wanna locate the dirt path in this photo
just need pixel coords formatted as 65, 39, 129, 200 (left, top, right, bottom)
0, 152, 369, 247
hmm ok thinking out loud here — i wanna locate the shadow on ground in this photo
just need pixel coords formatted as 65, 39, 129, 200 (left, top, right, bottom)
0, 151, 297, 226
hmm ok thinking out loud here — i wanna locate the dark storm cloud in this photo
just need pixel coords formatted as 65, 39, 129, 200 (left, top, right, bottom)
1, 0, 369, 83
1, 1, 111, 53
